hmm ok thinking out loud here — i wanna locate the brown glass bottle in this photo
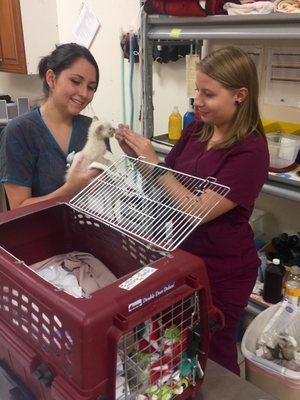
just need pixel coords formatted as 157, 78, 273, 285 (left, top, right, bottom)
263, 258, 285, 304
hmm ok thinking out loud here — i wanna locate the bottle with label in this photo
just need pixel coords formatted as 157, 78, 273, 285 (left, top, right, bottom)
183, 99, 195, 130
263, 258, 285, 304
168, 106, 182, 141
284, 265, 300, 307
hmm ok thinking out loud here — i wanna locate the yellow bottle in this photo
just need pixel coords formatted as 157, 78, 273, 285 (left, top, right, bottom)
168, 106, 182, 142
284, 266, 300, 307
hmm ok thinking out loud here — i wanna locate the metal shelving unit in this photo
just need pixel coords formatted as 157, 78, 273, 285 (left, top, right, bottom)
140, 11, 300, 202
146, 13, 300, 40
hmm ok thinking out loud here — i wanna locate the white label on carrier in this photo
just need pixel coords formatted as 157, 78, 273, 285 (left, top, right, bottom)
119, 266, 157, 291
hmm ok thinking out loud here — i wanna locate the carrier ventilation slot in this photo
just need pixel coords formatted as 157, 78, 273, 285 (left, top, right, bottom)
68, 207, 161, 267
0, 283, 74, 376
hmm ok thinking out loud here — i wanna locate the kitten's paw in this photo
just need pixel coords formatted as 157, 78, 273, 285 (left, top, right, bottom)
88, 161, 110, 171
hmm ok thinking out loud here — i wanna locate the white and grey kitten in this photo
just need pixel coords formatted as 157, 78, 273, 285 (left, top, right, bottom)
65, 118, 115, 181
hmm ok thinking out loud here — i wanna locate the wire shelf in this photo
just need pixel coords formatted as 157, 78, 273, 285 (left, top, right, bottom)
69, 156, 230, 252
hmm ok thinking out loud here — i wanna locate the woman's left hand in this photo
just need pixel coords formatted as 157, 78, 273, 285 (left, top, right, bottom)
116, 125, 159, 164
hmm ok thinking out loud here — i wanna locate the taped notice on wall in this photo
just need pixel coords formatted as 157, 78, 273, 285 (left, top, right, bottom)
264, 47, 300, 108
72, 4, 101, 49
186, 54, 200, 98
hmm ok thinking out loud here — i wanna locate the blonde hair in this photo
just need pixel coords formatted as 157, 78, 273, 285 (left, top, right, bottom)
196, 46, 265, 149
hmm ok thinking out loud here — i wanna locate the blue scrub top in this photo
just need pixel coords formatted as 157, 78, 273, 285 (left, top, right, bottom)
0, 108, 92, 196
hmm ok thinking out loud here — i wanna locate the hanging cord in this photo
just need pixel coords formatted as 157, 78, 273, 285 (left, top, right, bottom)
120, 30, 127, 125
129, 30, 135, 130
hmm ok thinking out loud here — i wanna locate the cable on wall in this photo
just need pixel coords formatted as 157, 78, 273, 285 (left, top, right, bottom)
129, 30, 135, 130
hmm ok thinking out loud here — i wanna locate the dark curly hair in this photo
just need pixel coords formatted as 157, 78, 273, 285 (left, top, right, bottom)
38, 43, 99, 97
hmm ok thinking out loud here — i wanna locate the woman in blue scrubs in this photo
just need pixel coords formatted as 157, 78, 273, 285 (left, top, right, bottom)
0, 43, 100, 209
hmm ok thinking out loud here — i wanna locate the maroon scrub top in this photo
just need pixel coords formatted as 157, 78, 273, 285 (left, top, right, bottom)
165, 121, 269, 287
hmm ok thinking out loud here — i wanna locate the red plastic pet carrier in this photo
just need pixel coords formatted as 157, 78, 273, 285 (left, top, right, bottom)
0, 156, 229, 400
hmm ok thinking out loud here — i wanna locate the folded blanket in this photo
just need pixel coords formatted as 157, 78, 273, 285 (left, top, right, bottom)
38, 264, 83, 298
224, 1, 275, 14
30, 251, 116, 296
274, 0, 300, 12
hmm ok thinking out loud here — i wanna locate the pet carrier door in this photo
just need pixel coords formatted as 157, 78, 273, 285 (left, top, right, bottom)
69, 155, 230, 253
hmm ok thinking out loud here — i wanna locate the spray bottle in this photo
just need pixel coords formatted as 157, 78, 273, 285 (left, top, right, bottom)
183, 98, 195, 130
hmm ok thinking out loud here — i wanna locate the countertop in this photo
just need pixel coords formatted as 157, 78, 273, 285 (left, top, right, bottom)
0, 359, 276, 400
200, 360, 276, 400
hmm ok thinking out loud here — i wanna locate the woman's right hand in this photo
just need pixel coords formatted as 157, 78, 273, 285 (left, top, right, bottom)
115, 124, 138, 158
64, 154, 100, 197
115, 124, 159, 164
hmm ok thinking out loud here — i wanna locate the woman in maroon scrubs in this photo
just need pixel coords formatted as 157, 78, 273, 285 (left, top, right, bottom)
116, 46, 269, 375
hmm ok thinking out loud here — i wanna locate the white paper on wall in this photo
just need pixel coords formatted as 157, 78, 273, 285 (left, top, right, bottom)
264, 47, 300, 108
72, 4, 101, 49
244, 46, 263, 78
186, 54, 200, 98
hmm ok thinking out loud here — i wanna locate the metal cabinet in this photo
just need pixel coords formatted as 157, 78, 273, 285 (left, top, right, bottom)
140, 11, 300, 201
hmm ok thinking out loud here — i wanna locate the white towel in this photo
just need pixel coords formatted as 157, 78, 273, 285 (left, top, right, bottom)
224, 1, 275, 14
30, 251, 116, 297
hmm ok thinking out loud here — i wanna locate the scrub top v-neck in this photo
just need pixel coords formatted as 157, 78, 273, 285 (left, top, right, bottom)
0, 108, 92, 196
36, 108, 76, 158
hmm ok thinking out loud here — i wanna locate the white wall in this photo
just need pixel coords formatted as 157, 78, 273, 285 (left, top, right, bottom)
0, 73, 42, 105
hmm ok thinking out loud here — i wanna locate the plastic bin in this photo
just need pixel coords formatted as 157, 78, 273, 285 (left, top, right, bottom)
262, 120, 300, 136
267, 133, 300, 169
241, 304, 300, 400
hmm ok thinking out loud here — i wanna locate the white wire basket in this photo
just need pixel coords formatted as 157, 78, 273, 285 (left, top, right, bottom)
69, 156, 230, 252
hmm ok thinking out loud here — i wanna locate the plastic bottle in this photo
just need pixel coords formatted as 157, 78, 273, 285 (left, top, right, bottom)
168, 106, 182, 141
263, 258, 285, 304
183, 99, 195, 130
284, 265, 300, 307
